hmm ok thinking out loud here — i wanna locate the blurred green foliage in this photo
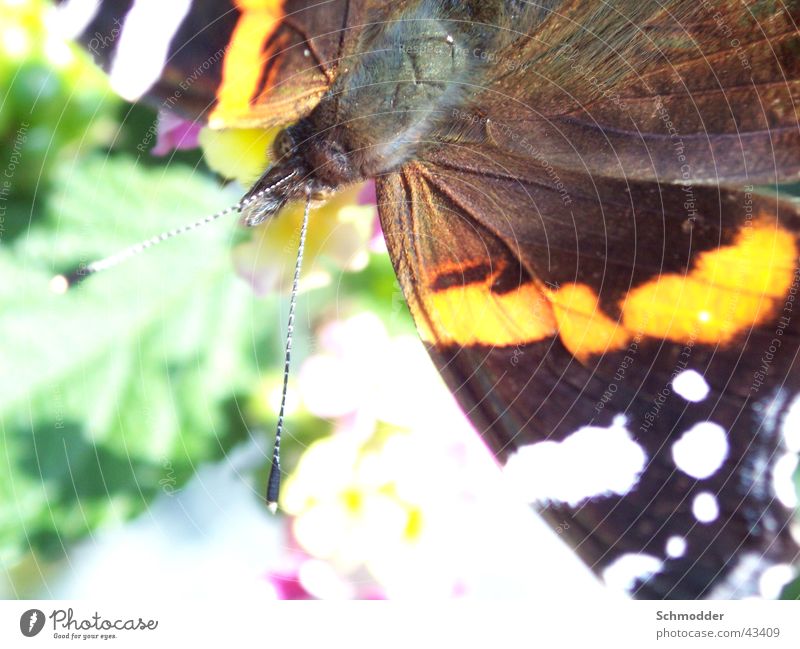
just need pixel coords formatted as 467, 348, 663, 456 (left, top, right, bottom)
0, 1, 409, 572
1, 2, 113, 243
1, 0, 797, 601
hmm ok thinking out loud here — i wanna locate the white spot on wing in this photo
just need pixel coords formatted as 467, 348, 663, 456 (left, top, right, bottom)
781, 394, 800, 452
672, 370, 710, 402
671, 422, 729, 479
772, 452, 799, 509
602, 553, 663, 593
665, 536, 687, 559
758, 564, 796, 599
504, 415, 646, 506
791, 522, 800, 546
55, 0, 101, 39
109, 0, 192, 101
692, 492, 719, 523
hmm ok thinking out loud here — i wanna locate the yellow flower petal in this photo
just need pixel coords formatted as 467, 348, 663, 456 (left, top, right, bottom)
198, 126, 278, 186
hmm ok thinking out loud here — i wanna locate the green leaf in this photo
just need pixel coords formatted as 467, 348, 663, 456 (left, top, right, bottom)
0, 155, 280, 563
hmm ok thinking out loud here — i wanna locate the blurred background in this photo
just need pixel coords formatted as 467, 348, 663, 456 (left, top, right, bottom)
0, 0, 608, 600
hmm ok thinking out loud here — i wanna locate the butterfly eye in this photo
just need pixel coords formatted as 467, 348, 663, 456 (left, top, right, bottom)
272, 129, 295, 161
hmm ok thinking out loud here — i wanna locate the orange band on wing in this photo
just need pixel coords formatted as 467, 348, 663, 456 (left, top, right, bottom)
417, 217, 798, 355
547, 283, 631, 360
208, 0, 284, 129
417, 262, 556, 347
621, 217, 798, 344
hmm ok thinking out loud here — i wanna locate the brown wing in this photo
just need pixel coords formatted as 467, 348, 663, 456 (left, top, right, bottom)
436, 0, 800, 184
376, 145, 800, 597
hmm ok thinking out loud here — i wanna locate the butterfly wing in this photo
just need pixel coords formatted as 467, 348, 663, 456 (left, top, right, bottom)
375, 0, 800, 598
376, 149, 800, 598
445, 1, 800, 184
57, 0, 360, 128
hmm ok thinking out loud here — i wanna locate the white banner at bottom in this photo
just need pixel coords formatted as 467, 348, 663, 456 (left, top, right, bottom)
0, 599, 798, 648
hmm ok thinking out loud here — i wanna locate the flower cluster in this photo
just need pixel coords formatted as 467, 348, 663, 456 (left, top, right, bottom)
277, 313, 519, 598
147, 93, 537, 602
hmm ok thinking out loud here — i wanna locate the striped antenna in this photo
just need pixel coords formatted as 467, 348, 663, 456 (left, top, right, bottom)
266, 189, 312, 513
49, 170, 299, 294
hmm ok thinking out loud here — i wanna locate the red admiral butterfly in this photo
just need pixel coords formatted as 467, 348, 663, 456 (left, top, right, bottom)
57, 0, 800, 599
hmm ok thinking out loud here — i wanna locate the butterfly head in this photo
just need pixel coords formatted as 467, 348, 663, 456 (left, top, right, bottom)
240, 125, 358, 227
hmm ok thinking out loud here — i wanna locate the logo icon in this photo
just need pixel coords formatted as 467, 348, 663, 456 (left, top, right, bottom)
20, 609, 45, 637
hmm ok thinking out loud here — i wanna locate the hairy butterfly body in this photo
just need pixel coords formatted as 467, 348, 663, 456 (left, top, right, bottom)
59, 0, 800, 598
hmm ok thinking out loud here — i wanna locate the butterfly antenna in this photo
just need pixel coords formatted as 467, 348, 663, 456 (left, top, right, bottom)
49, 171, 299, 294
266, 189, 312, 514
49, 203, 239, 293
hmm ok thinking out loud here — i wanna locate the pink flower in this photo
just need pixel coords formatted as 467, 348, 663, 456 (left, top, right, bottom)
151, 111, 202, 155
264, 549, 386, 600
266, 570, 315, 600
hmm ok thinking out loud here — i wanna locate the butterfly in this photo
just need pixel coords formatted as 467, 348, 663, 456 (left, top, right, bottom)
57, 0, 800, 599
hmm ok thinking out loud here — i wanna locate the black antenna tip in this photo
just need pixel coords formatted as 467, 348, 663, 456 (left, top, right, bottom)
266, 460, 281, 514
50, 264, 91, 293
